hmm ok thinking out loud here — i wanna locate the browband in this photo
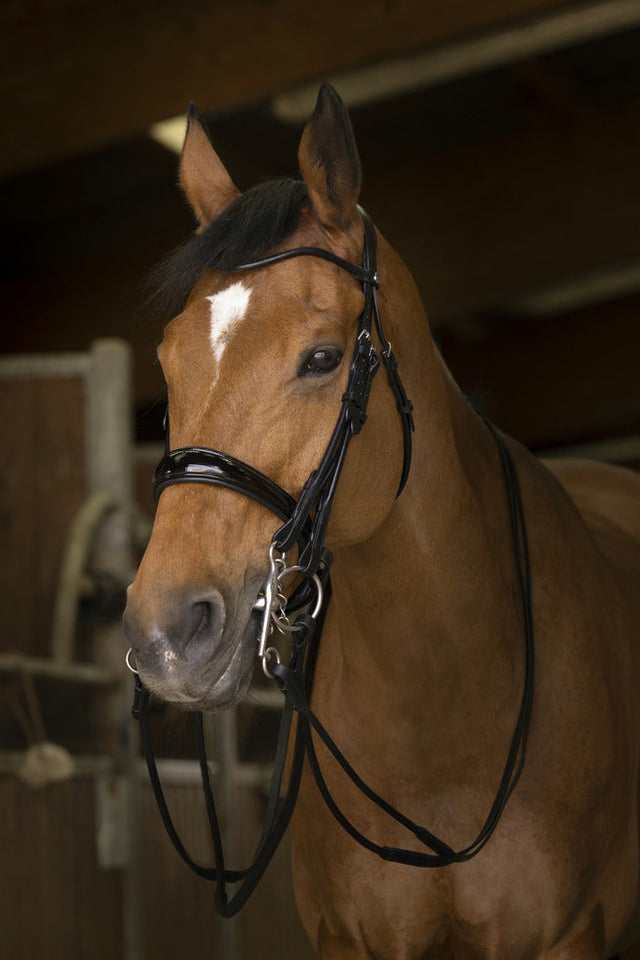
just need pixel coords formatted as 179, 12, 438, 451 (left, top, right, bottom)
220, 245, 379, 288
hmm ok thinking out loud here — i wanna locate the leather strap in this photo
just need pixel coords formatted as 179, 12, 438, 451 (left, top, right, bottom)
268, 418, 533, 870
221, 244, 379, 288
132, 573, 331, 918
153, 446, 297, 521
134, 413, 534, 907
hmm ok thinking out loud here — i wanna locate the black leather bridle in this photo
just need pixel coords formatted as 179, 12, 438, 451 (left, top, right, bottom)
130, 208, 535, 919
152, 208, 414, 576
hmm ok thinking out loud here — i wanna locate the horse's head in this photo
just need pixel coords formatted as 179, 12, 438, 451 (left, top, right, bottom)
124, 84, 415, 710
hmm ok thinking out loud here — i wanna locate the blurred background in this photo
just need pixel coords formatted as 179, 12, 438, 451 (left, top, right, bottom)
1, 1, 639, 957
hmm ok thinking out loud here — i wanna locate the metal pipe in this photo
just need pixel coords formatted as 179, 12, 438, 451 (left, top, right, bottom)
50, 491, 117, 663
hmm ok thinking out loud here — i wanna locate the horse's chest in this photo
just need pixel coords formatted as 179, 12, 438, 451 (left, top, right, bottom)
294, 817, 581, 960
369, 862, 543, 958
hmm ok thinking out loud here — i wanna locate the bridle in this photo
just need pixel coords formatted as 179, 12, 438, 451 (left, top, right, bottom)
152, 208, 413, 677
153, 208, 414, 581
128, 208, 534, 918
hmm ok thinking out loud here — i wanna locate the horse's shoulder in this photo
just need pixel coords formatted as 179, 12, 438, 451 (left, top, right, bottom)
542, 456, 640, 546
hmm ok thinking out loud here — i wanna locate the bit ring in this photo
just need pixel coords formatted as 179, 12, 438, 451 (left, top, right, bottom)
262, 646, 281, 679
125, 648, 139, 674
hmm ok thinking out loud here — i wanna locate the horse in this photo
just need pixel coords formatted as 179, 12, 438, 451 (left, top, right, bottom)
123, 83, 640, 959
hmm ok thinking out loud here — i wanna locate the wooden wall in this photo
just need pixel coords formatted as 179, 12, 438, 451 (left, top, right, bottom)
0, 774, 316, 958
0, 376, 86, 659
0, 355, 315, 959
0, 779, 123, 960
135, 782, 314, 959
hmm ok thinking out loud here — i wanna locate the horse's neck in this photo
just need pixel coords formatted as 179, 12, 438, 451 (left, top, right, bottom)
327, 361, 527, 780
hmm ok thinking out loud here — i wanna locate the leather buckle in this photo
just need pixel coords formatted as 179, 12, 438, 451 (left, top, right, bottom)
342, 337, 380, 434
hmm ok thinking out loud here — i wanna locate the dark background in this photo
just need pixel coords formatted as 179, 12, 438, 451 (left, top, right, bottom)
3, 0, 640, 461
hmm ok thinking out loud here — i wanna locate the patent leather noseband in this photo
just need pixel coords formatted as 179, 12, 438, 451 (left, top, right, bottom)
151, 207, 414, 576
154, 447, 298, 525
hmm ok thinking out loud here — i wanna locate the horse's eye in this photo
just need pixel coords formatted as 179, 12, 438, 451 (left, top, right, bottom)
300, 347, 343, 376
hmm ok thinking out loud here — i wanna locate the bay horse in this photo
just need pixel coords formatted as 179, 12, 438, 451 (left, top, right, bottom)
124, 84, 640, 959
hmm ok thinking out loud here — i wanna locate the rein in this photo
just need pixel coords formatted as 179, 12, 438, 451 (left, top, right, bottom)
129, 210, 534, 918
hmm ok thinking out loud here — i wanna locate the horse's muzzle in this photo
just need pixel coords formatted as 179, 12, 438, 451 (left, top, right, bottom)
123, 584, 249, 707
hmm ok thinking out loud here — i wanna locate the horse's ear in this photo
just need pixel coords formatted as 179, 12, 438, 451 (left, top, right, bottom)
298, 83, 362, 232
179, 105, 240, 228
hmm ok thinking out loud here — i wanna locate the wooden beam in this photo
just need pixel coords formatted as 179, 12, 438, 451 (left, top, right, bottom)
0, 653, 118, 686
272, 0, 640, 119
497, 260, 640, 318
1, 0, 593, 175
542, 434, 640, 463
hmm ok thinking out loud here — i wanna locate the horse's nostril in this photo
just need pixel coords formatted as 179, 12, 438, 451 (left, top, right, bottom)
186, 592, 226, 650
195, 600, 211, 634
123, 585, 228, 678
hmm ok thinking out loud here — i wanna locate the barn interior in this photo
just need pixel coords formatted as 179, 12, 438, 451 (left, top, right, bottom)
1, 1, 639, 958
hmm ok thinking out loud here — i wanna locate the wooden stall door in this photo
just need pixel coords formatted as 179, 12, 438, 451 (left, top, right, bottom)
0, 344, 131, 960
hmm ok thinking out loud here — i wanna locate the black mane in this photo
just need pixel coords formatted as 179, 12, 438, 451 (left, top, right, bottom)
148, 178, 308, 321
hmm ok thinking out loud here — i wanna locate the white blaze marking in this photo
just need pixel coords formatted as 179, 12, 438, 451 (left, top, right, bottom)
206, 282, 252, 375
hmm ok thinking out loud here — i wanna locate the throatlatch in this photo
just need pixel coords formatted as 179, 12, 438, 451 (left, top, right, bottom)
128, 209, 534, 918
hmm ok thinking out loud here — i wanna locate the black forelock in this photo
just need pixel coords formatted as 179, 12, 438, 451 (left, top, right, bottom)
146, 178, 309, 322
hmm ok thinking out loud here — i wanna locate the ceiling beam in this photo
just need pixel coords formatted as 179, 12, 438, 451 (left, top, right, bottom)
272, 0, 640, 120
0, 0, 605, 176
